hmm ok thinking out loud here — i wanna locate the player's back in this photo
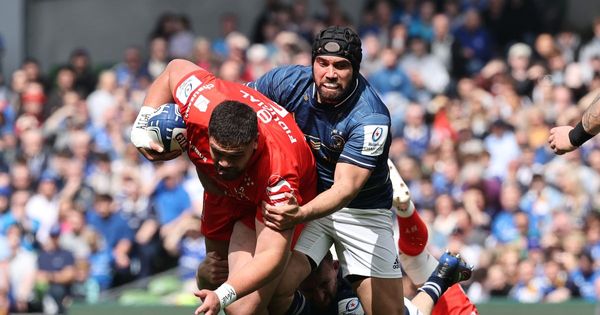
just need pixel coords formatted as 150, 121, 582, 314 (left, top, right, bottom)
173, 68, 317, 206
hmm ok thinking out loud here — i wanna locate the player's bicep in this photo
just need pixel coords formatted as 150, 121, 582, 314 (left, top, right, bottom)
254, 219, 293, 255
168, 60, 210, 107
333, 162, 372, 193
166, 60, 202, 92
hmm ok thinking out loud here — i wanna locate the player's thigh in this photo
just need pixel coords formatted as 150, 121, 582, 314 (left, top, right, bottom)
332, 208, 401, 279
294, 216, 335, 268
353, 276, 405, 315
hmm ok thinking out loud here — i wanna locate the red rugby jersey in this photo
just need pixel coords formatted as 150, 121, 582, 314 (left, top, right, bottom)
172, 68, 317, 219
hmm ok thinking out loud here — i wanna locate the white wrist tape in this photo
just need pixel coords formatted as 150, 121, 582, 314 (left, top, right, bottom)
130, 106, 156, 148
214, 283, 237, 309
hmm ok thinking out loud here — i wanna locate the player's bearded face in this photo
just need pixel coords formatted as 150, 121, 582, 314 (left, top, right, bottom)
313, 55, 354, 105
209, 138, 256, 181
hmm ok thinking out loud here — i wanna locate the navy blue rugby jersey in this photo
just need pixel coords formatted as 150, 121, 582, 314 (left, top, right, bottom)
248, 65, 393, 209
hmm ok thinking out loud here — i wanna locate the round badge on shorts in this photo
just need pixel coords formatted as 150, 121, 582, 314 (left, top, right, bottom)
337, 297, 363, 315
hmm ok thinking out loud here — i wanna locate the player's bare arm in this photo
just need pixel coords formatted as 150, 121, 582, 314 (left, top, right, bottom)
196, 252, 229, 290
131, 59, 202, 161
582, 93, 600, 135
549, 93, 600, 154
194, 221, 293, 315
263, 162, 371, 230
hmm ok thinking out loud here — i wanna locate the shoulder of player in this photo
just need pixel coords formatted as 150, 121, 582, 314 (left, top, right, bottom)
264, 65, 312, 86
349, 94, 391, 124
352, 77, 390, 117
176, 67, 214, 86
272, 64, 310, 76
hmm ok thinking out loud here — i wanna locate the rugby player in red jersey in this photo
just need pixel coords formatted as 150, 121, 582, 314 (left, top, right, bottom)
130, 59, 317, 315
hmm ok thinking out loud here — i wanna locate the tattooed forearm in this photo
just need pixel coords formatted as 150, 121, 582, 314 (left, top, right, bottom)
582, 93, 600, 135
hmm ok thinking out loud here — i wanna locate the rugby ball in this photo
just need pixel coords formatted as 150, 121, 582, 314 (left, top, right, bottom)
146, 103, 187, 152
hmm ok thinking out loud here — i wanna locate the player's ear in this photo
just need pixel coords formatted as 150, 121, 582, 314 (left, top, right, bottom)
254, 133, 259, 149
332, 260, 340, 272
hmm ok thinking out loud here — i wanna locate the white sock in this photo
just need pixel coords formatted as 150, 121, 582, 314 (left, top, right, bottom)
388, 159, 415, 217
399, 250, 439, 286
395, 200, 415, 218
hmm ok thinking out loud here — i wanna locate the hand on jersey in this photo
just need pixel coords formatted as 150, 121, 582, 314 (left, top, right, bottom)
194, 290, 220, 315
548, 126, 576, 155
262, 193, 304, 231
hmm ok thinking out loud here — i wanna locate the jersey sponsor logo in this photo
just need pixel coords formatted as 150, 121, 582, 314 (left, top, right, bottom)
393, 256, 400, 269
225, 174, 255, 201
361, 125, 388, 156
372, 126, 384, 142
330, 129, 345, 151
269, 101, 289, 118
338, 297, 363, 315
228, 186, 250, 201
256, 109, 272, 123
189, 144, 207, 162
198, 83, 215, 92
176, 75, 202, 105
239, 90, 297, 143
184, 84, 214, 118
266, 175, 293, 206
193, 95, 210, 113
174, 132, 188, 150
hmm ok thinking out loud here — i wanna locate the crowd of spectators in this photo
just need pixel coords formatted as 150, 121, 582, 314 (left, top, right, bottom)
0, 0, 599, 313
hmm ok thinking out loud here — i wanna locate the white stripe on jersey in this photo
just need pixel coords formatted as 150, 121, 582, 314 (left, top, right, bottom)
339, 154, 376, 168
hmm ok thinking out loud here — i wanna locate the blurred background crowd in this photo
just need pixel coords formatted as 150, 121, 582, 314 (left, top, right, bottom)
0, 0, 599, 313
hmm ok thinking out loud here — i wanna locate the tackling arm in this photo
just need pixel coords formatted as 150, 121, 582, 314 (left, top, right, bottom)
549, 93, 600, 154
300, 162, 371, 221
581, 93, 600, 135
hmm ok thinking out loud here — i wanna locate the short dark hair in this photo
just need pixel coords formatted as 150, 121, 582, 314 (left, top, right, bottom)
94, 193, 113, 203
208, 100, 258, 148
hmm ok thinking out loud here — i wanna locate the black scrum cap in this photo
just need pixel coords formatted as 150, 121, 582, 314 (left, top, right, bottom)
312, 26, 362, 75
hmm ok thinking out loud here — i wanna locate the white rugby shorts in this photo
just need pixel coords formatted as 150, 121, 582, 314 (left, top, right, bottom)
294, 207, 402, 278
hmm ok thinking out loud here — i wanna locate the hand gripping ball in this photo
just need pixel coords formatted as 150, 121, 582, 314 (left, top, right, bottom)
146, 103, 187, 152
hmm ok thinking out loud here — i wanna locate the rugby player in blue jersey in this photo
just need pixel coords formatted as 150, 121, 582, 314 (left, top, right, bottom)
247, 26, 407, 315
